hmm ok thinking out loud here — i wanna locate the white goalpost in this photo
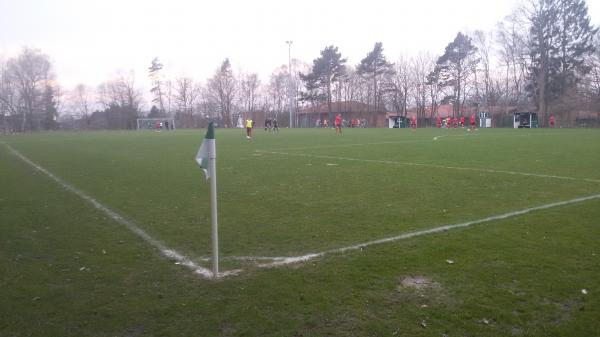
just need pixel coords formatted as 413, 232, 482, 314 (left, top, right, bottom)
136, 118, 176, 130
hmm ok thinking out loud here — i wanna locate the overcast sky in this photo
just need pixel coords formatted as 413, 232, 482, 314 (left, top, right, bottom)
2, 0, 600, 92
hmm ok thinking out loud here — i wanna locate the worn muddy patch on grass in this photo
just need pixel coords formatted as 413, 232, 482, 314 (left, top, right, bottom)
397, 276, 441, 291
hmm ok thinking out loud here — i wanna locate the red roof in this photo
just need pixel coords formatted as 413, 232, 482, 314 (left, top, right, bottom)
297, 101, 386, 114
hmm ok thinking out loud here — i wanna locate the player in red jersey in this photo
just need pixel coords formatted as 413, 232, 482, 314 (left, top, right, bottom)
335, 114, 342, 134
469, 114, 476, 131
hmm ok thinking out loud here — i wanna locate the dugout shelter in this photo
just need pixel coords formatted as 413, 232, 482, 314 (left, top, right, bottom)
389, 115, 410, 128
513, 112, 538, 128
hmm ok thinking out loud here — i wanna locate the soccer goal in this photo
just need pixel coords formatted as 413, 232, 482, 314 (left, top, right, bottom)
136, 118, 176, 130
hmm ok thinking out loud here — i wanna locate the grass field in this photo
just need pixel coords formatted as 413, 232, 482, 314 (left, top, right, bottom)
1, 127, 599, 336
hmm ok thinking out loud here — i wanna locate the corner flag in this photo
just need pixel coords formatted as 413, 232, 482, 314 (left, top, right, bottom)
195, 122, 216, 180
195, 121, 219, 278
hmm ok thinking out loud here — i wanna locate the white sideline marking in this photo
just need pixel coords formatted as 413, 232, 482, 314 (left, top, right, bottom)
255, 193, 600, 267
4, 144, 222, 279
433, 133, 478, 141
256, 150, 600, 184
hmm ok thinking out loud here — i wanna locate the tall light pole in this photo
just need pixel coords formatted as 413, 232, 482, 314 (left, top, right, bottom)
286, 40, 293, 128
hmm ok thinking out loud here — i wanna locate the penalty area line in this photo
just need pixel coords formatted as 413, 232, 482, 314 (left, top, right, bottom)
3, 143, 233, 280
254, 193, 600, 268
268, 139, 425, 151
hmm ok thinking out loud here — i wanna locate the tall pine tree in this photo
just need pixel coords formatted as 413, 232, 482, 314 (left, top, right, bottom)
433, 32, 479, 117
148, 57, 165, 115
41, 84, 58, 130
357, 42, 394, 113
300, 45, 347, 122
555, 0, 597, 96
528, 0, 596, 125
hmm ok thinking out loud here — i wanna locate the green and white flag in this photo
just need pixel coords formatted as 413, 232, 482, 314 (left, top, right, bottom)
195, 121, 220, 278
195, 122, 215, 180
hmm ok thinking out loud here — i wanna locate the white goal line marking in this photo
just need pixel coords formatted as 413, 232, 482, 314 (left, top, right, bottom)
3, 143, 232, 279
255, 150, 600, 184
248, 193, 600, 268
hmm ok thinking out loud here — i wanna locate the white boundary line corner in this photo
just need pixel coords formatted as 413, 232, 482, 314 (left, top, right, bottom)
4, 143, 226, 280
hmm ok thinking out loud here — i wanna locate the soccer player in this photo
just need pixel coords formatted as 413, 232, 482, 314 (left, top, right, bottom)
410, 115, 417, 131
335, 114, 342, 134
436, 116, 442, 128
246, 118, 253, 139
549, 114, 555, 128
264, 118, 272, 131
469, 114, 476, 131
460, 116, 465, 128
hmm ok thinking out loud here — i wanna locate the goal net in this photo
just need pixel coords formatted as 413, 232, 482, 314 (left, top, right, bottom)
137, 118, 176, 130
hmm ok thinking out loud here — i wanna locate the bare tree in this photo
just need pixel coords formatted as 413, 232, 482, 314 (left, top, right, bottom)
411, 53, 435, 119
238, 72, 261, 119
196, 86, 219, 124
207, 59, 237, 127
473, 30, 495, 112
585, 31, 600, 104
97, 71, 143, 129
69, 83, 92, 128
174, 76, 200, 128
386, 56, 411, 118
496, 10, 530, 112
267, 66, 288, 122
1, 48, 52, 131
0, 59, 18, 133
426, 67, 443, 119
341, 68, 369, 108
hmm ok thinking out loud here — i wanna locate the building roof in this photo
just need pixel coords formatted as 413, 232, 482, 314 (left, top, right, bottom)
297, 101, 386, 115
387, 104, 483, 118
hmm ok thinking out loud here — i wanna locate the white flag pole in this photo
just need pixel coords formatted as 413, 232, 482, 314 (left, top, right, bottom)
195, 122, 219, 278
209, 130, 219, 278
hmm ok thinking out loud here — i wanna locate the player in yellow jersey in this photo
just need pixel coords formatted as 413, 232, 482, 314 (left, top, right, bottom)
246, 118, 253, 139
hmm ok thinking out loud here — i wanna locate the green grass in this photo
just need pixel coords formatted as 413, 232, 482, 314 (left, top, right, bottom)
1, 127, 599, 336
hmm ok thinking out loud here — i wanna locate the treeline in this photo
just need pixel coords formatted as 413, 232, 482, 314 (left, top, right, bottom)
1, 0, 599, 132
299, 0, 599, 127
